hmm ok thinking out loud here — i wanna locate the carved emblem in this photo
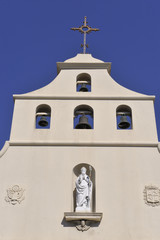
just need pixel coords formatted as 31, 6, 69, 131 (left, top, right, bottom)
144, 185, 160, 207
76, 220, 90, 232
5, 185, 25, 205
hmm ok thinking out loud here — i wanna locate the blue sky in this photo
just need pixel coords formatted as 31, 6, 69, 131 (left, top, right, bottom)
0, 0, 160, 149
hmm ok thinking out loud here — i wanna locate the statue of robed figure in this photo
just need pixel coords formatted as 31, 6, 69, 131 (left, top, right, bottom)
75, 166, 92, 212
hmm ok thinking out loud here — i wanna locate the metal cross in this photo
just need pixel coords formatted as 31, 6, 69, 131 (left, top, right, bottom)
71, 16, 99, 54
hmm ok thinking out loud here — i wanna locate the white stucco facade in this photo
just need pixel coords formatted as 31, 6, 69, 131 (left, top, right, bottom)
0, 53, 160, 240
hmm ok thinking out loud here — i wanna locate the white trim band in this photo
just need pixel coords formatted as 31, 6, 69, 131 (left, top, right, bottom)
13, 95, 155, 101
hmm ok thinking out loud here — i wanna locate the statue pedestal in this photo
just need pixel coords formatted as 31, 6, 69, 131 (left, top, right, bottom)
64, 212, 103, 231
75, 207, 91, 212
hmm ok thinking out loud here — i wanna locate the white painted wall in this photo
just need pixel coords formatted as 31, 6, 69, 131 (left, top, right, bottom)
0, 146, 159, 240
0, 53, 160, 240
10, 99, 158, 143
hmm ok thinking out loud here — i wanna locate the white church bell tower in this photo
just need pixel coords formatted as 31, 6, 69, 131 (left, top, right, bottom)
1, 17, 160, 239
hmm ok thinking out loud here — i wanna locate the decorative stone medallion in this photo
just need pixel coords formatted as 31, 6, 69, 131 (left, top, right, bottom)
5, 185, 25, 205
76, 220, 90, 232
144, 185, 160, 207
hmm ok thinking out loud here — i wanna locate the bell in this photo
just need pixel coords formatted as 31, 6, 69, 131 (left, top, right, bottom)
118, 115, 130, 129
38, 116, 48, 127
79, 83, 88, 92
75, 114, 92, 129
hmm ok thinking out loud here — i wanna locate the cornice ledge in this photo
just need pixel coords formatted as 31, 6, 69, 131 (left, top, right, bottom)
57, 62, 111, 74
13, 95, 155, 101
9, 141, 159, 147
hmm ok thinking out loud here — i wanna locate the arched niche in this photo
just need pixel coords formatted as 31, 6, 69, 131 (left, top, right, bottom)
72, 163, 96, 212
116, 105, 132, 129
36, 104, 51, 129
76, 73, 91, 92
74, 105, 94, 129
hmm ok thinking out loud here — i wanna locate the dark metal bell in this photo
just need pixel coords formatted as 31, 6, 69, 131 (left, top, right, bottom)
38, 116, 48, 127
79, 83, 88, 92
118, 115, 130, 129
75, 114, 92, 129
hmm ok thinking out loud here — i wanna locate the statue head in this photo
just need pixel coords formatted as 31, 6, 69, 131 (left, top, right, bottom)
81, 167, 87, 175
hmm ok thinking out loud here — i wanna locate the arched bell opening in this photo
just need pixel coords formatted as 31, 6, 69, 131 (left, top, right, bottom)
36, 104, 51, 129
76, 73, 91, 92
116, 105, 132, 129
73, 163, 96, 213
74, 105, 94, 129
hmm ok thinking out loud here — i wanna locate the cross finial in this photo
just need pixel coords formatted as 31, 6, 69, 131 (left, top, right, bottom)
71, 16, 99, 54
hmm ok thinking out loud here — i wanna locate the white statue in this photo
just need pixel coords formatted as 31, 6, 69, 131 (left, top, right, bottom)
75, 166, 92, 212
